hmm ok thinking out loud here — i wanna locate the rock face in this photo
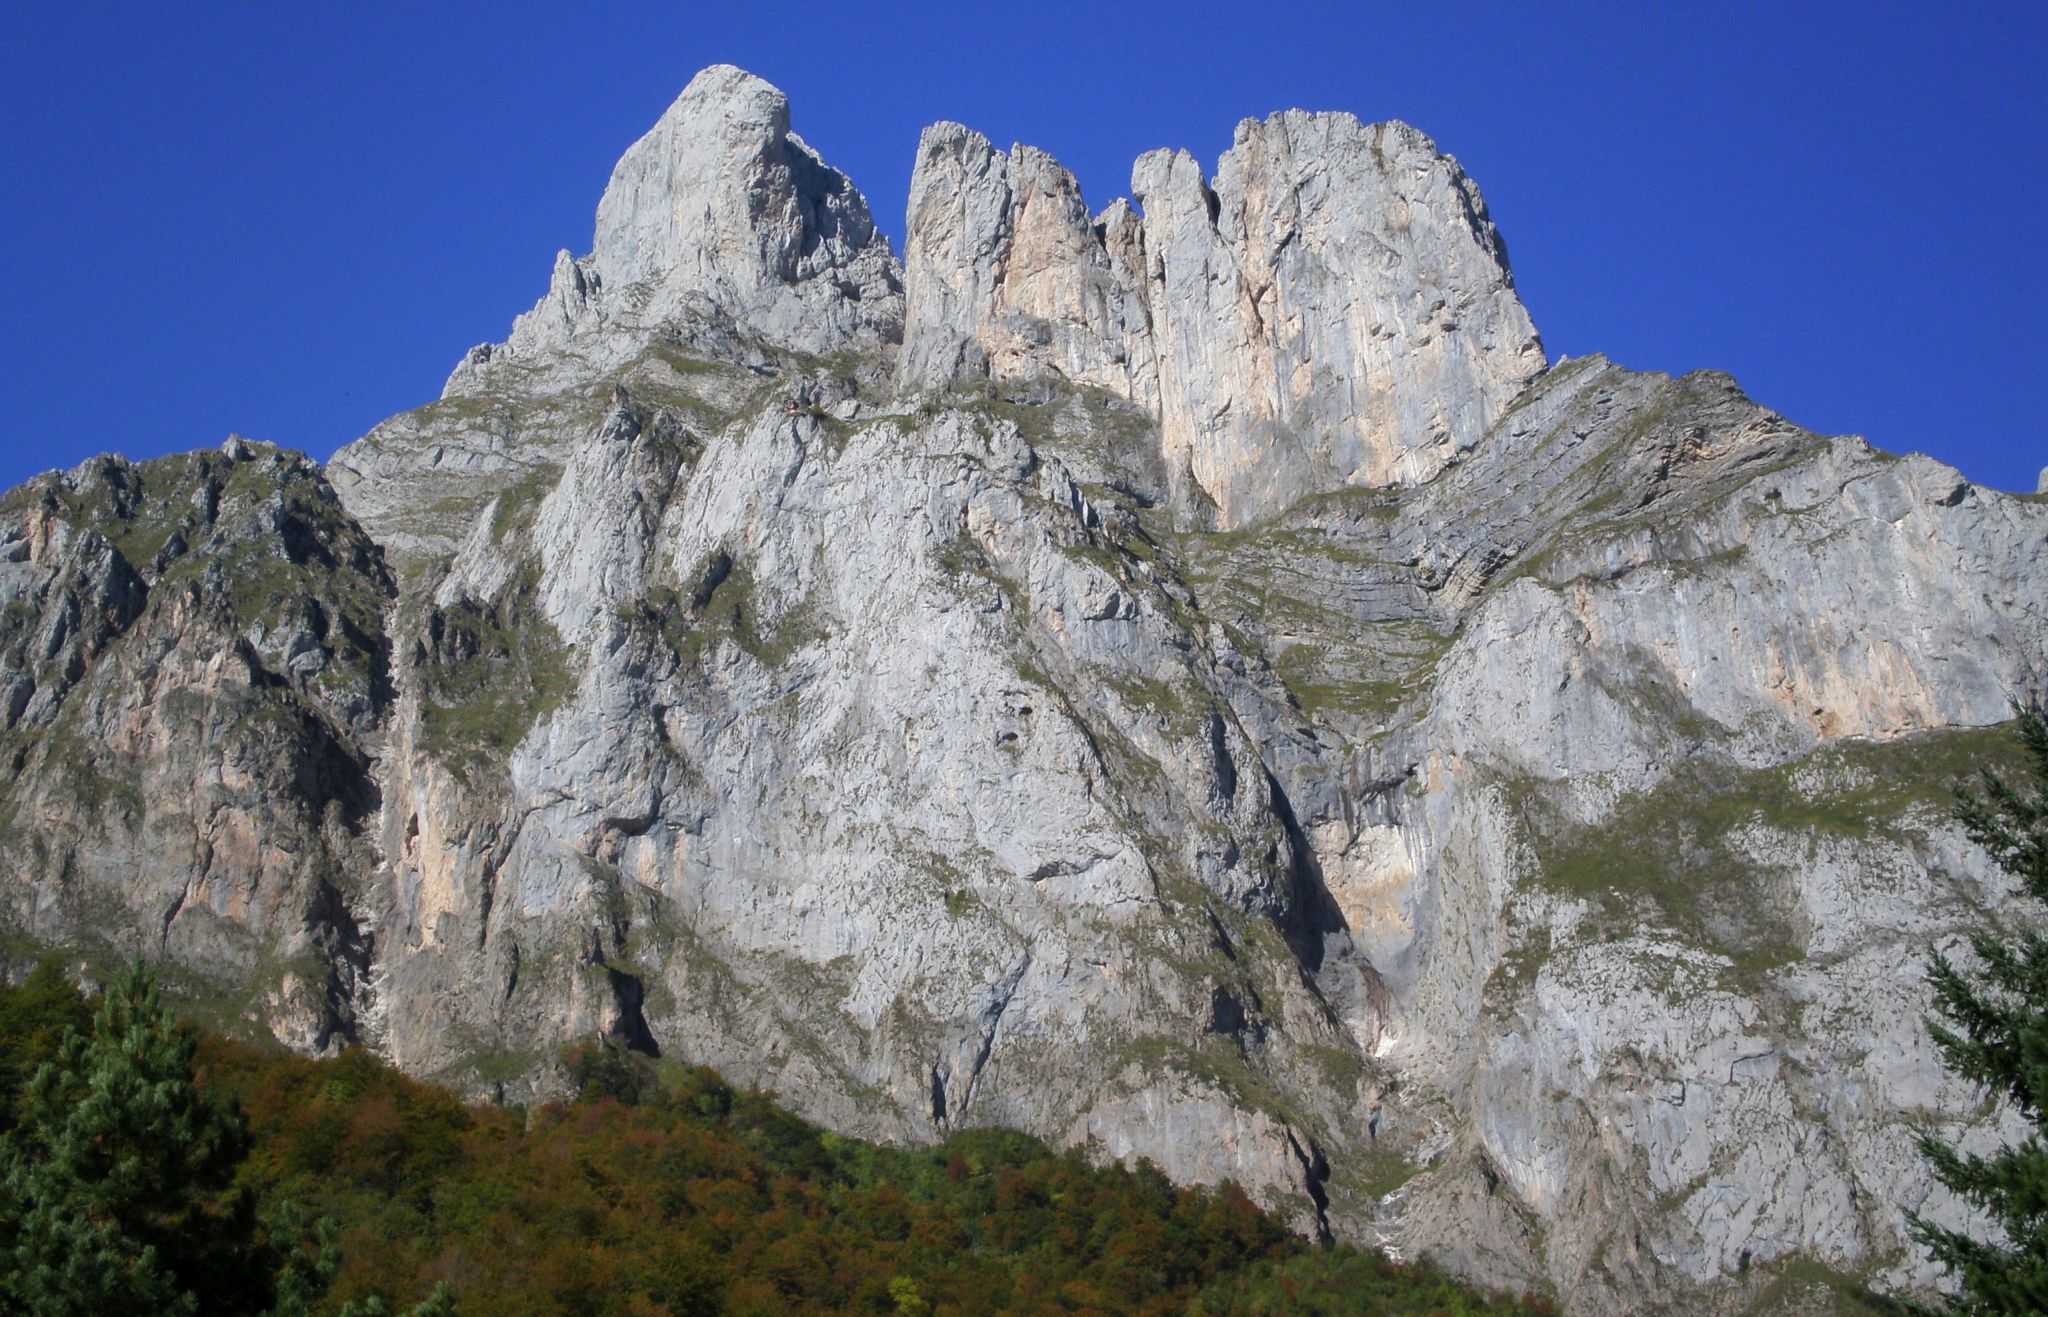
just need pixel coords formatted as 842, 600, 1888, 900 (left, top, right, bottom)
898, 123, 1156, 404
5, 68, 2046, 1313
0, 443, 389, 1049
445, 65, 902, 396
899, 113, 1546, 525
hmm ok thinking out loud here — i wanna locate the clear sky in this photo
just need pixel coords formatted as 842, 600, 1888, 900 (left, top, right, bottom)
3, 2, 2043, 495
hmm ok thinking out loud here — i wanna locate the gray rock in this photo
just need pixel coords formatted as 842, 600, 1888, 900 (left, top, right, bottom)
443, 64, 903, 398
898, 123, 1155, 401
899, 113, 1546, 526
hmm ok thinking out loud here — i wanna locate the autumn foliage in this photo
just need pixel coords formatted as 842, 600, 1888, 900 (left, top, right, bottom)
1, 968, 1545, 1315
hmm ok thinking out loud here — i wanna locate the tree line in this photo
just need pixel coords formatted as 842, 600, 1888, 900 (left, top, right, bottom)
0, 965, 1545, 1314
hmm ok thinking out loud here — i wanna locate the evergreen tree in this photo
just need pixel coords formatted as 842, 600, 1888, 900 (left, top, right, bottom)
337, 1282, 460, 1317
0, 964, 331, 1315
1913, 705, 2048, 1312
0, 960, 93, 1134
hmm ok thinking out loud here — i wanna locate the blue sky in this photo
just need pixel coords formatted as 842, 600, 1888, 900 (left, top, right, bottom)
3, 2, 2043, 494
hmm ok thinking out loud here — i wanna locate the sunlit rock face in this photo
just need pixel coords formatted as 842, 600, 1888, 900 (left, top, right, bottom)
442, 64, 903, 398
6, 65, 2046, 1313
899, 111, 1545, 526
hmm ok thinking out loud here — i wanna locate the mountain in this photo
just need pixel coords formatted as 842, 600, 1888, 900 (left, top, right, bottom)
3, 64, 2042, 1312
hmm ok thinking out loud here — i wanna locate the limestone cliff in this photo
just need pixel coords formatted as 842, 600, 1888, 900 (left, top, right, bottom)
443, 65, 902, 397
4, 66, 2044, 1313
898, 112, 1546, 525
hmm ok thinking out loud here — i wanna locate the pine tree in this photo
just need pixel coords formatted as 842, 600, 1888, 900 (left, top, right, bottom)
1913, 705, 2048, 1311
0, 959, 93, 1134
337, 1282, 460, 1317
0, 964, 331, 1315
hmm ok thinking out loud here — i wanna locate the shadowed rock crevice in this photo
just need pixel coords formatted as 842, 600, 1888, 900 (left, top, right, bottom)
1261, 769, 1353, 977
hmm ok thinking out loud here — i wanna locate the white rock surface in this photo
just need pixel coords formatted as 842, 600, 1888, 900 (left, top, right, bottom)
445, 65, 902, 395
900, 113, 1546, 525
898, 123, 1156, 400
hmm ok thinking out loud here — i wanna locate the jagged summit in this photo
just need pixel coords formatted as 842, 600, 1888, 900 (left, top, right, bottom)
900, 107, 1545, 523
449, 66, 1544, 524
446, 65, 903, 393
588, 65, 900, 343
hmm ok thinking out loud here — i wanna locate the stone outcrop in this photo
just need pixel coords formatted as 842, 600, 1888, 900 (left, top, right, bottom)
898, 123, 1156, 403
4, 67, 2044, 1313
899, 113, 1546, 525
0, 442, 390, 1050
445, 64, 903, 396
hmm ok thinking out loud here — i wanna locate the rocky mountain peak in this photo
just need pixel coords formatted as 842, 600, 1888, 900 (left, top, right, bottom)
899, 121, 1139, 395
445, 65, 903, 394
900, 104, 1547, 525
449, 67, 1547, 526
587, 64, 899, 334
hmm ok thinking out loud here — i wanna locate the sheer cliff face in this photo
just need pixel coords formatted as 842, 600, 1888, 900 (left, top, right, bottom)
898, 113, 1546, 526
6, 66, 2046, 1312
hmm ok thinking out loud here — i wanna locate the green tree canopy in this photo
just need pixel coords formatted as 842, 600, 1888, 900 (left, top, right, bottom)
0, 963, 329, 1315
0, 960, 92, 1136
1914, 705, 2048, 1312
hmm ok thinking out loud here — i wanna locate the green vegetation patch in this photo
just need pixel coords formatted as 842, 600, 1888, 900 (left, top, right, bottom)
933, 533, 1028, 617
1167, 518, 1443, 728
1512, 721, 2029, 982
404, 391, 514, 428
617, 342, 761, 431
661, 556, 825, 670
486, 464, 561, 541
1191, 1247, 1554, 1315
1268, 622, 1450, 726
416, 565, 577, 777
1099, 664, 1217, 741
1736, 1251, 1912, 1315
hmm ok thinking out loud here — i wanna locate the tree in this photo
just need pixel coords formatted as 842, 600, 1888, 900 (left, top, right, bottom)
1913, 705, 2048, 1311
0, 959, 93, 1133
338, 1282, 460, 1317
0, 963, 333, 1315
